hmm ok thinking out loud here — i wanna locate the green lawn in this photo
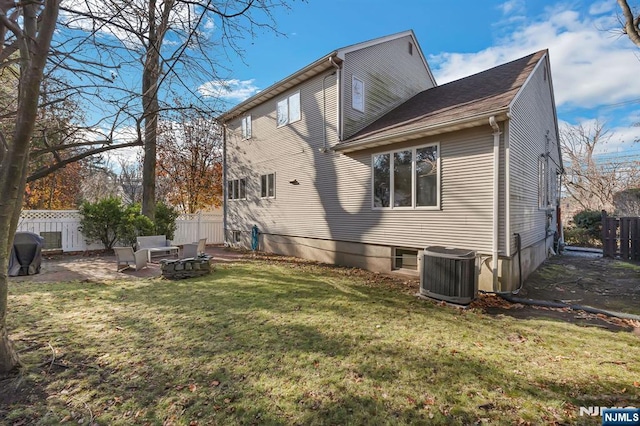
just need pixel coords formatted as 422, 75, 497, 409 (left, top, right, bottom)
3, 258, 639, 425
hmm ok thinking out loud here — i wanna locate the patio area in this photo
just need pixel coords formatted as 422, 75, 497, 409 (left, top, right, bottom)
9, 246, 248, 283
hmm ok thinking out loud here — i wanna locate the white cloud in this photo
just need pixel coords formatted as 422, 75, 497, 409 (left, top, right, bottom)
60, 0, 195, 48
430, 5, 640, 109
498, 0, 525, 16
588, 1, 615, 15
198, 79, 260, 101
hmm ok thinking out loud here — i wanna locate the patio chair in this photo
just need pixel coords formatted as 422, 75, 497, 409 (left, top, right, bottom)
181, 243, 198, 259
114, 247, 148, 272
196, 238, 206, 255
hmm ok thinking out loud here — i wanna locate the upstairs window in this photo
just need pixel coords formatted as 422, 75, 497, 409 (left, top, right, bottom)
372, 144, 439, 209
261, 173, 275, 198
241, 115, 251, 139
277, 92, 300, 127
408, 42, 413, 55
352, 76, 364, 112
228, 178, 246, 200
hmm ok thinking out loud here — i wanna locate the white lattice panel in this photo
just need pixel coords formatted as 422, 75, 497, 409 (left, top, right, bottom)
20, 210, 81, 220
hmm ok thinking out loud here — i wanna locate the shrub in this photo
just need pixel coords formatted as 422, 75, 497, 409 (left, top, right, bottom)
155, 201, 180, 240
573, 210, 603, 240
117, 204, 155, 248
563, 226, 592, 247
79, 197, 124, 249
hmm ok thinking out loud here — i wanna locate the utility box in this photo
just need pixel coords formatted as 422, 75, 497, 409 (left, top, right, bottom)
420, 246, 477, 305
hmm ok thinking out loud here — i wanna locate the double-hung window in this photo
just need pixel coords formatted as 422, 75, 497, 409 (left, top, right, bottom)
228, 178, 246, 200
241, 115, 251, 139
372, 144, 439, 209
276, 92, 301, 127
538, 156, 548, 208
260, 173, 275, 198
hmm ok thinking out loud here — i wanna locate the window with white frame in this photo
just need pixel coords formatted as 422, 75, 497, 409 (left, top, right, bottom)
228, 178, 246, 200
260, 173, 275, 198
241, 115, 251, 139
372, 144, 439, 209
538, 156, 547, 208
352, 76, 364, 112
276, 92, 300, 127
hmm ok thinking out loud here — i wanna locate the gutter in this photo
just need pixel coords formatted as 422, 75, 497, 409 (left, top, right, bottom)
219, 52, 340, 122
334, 108, 509, 153
489, 116, 501, 291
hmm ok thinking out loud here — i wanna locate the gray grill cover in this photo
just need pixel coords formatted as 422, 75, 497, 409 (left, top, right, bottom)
8, 232, 44, 277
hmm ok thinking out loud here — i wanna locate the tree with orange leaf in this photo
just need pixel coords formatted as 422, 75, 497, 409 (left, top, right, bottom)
156, 109, 223, 214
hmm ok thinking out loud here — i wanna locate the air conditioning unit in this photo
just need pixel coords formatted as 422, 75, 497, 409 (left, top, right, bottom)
420, 246, 477, 305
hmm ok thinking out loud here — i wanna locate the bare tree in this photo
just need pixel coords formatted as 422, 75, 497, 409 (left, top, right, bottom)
618, 0, 640, 47
60, 0, 289, 221
0, 0, 60, 375
561, 121, 640, 214
118, 158, 143, 204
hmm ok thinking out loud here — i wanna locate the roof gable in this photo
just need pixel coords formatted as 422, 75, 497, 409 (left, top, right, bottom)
337, 50, 547, 151
220, 30, 434, 121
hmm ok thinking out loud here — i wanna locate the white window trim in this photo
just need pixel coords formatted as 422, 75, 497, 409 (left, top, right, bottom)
228, 178, 247, 201
260, 172, 276, 199
538, 155, 548, 210
276, 92, 301, 128
352, 75, 365, 113
371, 142, 441, 211
241, 115, 252, 139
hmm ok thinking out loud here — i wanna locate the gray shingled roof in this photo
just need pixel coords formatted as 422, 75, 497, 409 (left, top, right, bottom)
339, 50, 547, 148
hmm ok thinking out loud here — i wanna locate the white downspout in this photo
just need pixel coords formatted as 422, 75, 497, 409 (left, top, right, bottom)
329, 56, 341, 142
489, 116, 501, 291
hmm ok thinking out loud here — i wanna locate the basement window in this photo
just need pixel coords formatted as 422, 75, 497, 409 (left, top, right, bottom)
394, 248, 418, 271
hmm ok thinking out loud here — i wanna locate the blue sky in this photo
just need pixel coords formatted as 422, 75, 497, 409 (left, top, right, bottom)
208, 0, 640, 157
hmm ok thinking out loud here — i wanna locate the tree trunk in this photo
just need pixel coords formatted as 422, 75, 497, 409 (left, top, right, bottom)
141, 0, 174, 222
141, 0, 160, 222
0, 0, 59, 375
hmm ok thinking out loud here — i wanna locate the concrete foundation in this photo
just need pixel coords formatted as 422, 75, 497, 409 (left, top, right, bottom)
252, 233, 553, 293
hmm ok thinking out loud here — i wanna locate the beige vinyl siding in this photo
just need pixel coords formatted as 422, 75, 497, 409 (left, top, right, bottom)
226, 71, 339, 237
342, 35, 434, 139
508, 56, 559, 252
230, 115, 499, 254
344, 127, 499, 253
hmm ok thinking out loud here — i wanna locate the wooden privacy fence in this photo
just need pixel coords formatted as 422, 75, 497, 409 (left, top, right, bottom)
602, 211, 640, 261
17, 210, 224, 252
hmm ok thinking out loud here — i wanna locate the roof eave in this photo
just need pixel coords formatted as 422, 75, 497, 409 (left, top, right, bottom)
219, 52, 341, 122
335, 109, 511, 153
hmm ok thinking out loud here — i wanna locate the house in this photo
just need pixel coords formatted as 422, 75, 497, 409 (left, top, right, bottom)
220, 30, 562, 292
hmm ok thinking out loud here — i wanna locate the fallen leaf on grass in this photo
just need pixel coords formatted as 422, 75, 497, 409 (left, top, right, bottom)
189, 383, 197, 392
478, 402, 495, 410
424, 396, 436, 406
211, 380, 220, 387
634, 381, 640, 387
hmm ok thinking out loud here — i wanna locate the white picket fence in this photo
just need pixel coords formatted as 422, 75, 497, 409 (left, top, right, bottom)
17, 210, 224, 252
